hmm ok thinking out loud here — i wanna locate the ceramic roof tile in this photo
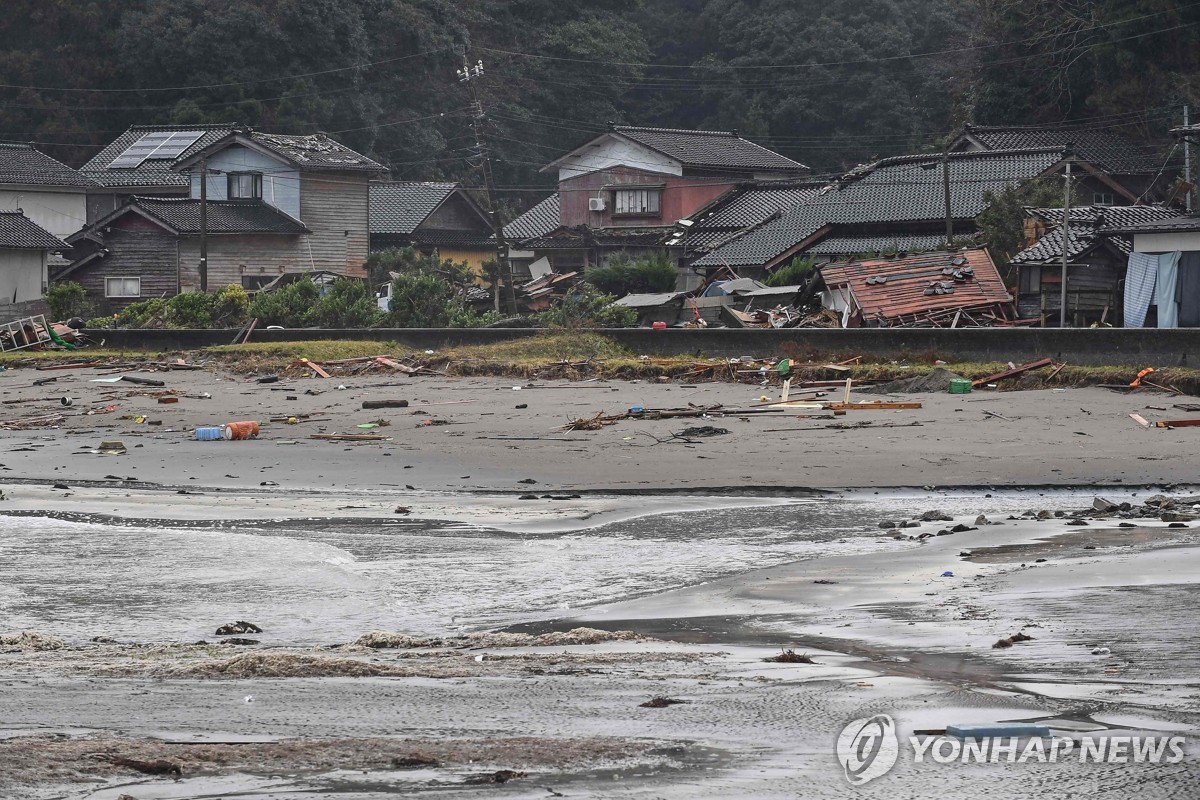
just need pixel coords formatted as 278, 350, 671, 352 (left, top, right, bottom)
0, 211, 69, 249
128, 196, 307, 234
0, 143, 92, 188
613, 126, 808, 173
247, 132, 385, 172
370, 182, 458, 235
962, 124, 1165, 174
505, 193, 560, 240
1013, 205, 1185, 264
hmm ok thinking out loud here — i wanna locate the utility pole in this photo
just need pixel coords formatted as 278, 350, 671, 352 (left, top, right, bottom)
457, 56, 516, 315
942, 148, 954, 244
198, 157, 209, 293
1186, 105, 1193, 213
1060, 157, 1072, 328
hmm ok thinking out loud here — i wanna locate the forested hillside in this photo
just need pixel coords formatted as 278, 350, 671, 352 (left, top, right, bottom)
3, 0, 1197, 204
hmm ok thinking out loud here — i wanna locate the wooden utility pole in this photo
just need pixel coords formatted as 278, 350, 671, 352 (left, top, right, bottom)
458, 57, 516, 315
1186, 105, 1193, 213
199, 156, 209, 293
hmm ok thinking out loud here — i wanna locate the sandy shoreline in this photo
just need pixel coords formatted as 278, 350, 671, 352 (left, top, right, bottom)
1, 366, 1199, 493
2, 367, 1200, 797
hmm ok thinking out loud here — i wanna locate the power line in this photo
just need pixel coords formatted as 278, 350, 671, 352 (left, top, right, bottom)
476, 4, 1200, 71
0, 49, 453, 94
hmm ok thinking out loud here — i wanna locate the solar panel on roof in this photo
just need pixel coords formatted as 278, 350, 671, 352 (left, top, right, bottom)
108, 130, 205, 169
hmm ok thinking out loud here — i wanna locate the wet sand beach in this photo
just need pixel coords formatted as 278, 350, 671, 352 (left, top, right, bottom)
1, 366, 1199, 798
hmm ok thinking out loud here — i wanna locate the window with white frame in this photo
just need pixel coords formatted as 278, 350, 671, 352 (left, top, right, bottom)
614, 188, 661, 215
105, 277, 141, 298
228, 172, 263, 201
1093, 192, 1116, 206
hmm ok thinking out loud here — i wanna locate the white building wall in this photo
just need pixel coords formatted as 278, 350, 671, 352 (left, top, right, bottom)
0, 249, 47, 303
556, 135, 681, 180
0, 189, 86, 239
1133, 232, 1200, 253
189, 145, 301, 220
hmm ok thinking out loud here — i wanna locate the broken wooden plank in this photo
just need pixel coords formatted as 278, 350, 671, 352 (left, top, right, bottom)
1130, 413, 1151, 428
1173, 404, 1200, 412
826, 402, 923, 410
1155, 419, 1200, 428
310, 433, 388, 441
302, 359, 331, 379
375, 356, 416, 374
35, 361, 100, 371
971, 358, 1053, 388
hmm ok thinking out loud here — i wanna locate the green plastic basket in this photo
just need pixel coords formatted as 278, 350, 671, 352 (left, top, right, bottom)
949, 378, 973, 394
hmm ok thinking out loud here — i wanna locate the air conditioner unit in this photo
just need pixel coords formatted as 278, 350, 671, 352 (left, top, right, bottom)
588, 197, 607, 212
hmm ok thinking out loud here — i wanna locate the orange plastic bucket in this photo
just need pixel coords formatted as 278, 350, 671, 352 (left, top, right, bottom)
222, 420, 260, 440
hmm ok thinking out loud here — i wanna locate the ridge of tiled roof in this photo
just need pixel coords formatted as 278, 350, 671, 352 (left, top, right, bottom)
962, 124, 1165, 174
675, 181, 825, 253
125, 196, 308, 235
79, 123, 240, 189
610, 126, 809, 173
504, 193, 560, 241
370, 181, 459, 235
696, 148, 1067, 268
0, 211, 69, 250
0, 143, 93, 188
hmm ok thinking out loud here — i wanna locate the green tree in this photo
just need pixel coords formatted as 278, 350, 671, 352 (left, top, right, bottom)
585, 252, 678, 296
387, 271, 457, 327
45, 281, 88, 320
539, 282, 637, 329
765, 257, 817, 287
309, 279, 383, 327
248, 279, 320, 327
975, 177, 1082, 267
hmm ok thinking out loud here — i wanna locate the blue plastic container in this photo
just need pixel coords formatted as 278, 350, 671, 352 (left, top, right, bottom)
195, 426, 223, 441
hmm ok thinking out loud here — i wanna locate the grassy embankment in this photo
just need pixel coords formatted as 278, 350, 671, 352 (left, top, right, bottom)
0, 333, 1195, 392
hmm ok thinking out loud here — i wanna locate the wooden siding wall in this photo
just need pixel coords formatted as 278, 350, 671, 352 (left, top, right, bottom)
177, 235, 309, 292
300, 171, 371, 278
70, 229, 179, 313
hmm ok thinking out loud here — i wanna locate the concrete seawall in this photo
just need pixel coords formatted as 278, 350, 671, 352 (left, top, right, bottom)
87, 327, 1199, 367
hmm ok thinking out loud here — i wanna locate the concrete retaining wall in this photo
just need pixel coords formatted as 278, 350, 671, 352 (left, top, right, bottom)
87, 327, 1200, 367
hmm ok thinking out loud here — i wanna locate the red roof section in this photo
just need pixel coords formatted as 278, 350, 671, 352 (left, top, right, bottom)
821, 248, 1011, 321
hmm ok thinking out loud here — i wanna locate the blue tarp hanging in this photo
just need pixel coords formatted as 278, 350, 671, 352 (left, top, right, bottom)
1124, 252, 1159, 328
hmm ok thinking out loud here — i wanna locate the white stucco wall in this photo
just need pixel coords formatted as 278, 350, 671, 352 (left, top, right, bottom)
0, 249, 46, 303
556, 135, 682, 180
0, 189, 86, 239
189, 145, 300, 219
1133, 231, 1200, 253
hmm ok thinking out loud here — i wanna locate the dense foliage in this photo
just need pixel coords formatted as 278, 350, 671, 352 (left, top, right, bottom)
7, 0, 1191, 206
585, 252, 678, 296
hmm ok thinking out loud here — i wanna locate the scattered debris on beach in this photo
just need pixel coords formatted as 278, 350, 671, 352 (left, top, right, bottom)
763, 649, 816, 664
639, 696, 690, 708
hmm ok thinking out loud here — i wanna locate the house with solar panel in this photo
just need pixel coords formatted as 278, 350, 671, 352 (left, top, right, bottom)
513, 125, 809, 286
368, 182, 497, 278
61, 125, 386, 309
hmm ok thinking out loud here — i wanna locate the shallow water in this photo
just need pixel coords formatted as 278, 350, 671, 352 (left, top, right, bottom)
0, 490, 1101, 644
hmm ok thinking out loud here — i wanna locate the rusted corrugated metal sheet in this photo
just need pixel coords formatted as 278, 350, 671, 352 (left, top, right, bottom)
820, 248, 1012, 322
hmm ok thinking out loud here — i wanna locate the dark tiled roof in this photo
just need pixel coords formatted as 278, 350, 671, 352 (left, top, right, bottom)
521, 226, 667, 250
79, 123, 239, 189
806, 232, 951, 256
0, 143, 92, 188
0, 211, 69, 249
820, 248, 1011, 321
247, 132, 385, 172
370, 182, 458, 235
612, 126, 808, 173
1013, 205, 1185, 264
696, 148, 1066, 268
960, 124, 1164, 174
127, 197, 308, 234
1103, 214, 1200, 234
674, 182, 824, 253
505, 193, 560, 240
410, 230, 495, 249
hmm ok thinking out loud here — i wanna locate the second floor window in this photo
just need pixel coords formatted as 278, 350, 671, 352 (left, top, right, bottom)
228, 172, 263, 201
614, 188, 660, 216
1093, 192, 1115, 206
